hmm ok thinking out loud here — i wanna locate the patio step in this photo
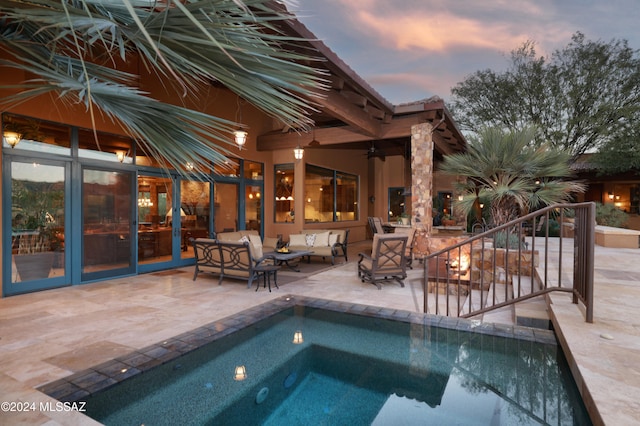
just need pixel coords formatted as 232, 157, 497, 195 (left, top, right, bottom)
512, 275, 551, 329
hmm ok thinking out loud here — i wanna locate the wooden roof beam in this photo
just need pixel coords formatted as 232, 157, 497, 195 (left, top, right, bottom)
317, 90, 382, 137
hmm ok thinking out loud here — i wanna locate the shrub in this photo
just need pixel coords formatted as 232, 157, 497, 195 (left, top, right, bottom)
595, 202, 628, 228
493, 230, 525, 249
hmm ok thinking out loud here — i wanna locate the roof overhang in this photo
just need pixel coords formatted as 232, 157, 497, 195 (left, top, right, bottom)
256, 3, 467, 158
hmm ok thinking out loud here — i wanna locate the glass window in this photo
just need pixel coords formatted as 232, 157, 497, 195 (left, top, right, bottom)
244, 160, 263, 180
214, 182, 238, 233
245, 185, 261, 231
336, 172, 357, 221
275, 164, 295, 223
213, 157, 240, 177
11, 162, 66, 283
82, 169, 133, 274
78, 128, 133, 163
2, 114, 70, 155
305, 164, 358, 223
180, 179, 210, 258
388, 187, 405, 222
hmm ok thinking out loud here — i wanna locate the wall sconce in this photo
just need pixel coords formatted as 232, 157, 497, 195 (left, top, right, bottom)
608, 192, 614, 200
479, 203, 484, 209
293, 145, 304, 160
616, 195, 621, 200
292, 331, 304, 344
3, 131, 21, 148
234, 130, 247, 148
458, 194, 464, 201
234, 365, 247, 381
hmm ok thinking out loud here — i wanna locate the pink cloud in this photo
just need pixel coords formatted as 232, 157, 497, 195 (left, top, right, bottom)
332, 0, 573, 54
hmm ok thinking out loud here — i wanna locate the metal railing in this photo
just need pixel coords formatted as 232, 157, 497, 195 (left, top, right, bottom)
423, 202, 595, 322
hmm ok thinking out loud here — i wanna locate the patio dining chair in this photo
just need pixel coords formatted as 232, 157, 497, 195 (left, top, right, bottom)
357, 233, 408, 289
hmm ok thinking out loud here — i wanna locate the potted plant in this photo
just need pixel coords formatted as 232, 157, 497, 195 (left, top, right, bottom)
441, 214, 456, 227
399, 212, 410, 225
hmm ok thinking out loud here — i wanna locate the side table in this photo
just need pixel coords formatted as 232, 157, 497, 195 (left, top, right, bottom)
255, 264, 280, 292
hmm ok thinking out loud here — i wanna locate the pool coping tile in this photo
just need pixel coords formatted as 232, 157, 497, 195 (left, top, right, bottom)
37, 293, 557, 402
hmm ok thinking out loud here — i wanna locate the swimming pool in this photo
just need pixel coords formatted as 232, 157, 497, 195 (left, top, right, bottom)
41, 296, 591, 425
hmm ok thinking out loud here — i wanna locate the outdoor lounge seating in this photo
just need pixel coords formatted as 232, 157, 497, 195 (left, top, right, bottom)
215, 230, 279, 253
191, 238, 276, 288
368, 216, 393, 234
357, 233, 408, 289
286, 229, 349, 265
393, 226, 416, 269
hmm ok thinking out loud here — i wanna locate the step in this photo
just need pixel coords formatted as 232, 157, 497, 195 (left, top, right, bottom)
512, 275, 551, 329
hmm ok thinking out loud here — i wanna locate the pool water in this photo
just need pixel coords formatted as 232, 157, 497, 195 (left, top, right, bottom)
83, 305, 591, 425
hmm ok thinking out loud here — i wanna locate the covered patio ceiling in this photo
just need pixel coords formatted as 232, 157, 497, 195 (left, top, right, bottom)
256, 5, 467, 160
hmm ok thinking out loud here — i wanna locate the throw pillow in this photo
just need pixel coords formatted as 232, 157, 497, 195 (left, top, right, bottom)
263, 237, 279, 250
313, 231, 330, 247
238, 236, 250, 244
248, 234, 264, 258
289, 234, 307, 247
305, 233, 317, 247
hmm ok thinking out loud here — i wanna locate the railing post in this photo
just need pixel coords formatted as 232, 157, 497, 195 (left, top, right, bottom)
585, 202, 595, 323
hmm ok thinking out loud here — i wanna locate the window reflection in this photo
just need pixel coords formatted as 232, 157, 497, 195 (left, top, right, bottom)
83, 169, 132, 273
78, 128, 133, 163
275, 164, 294, 223
304, 165, 358, 223
11, 162, 65, 283
2, 114, 70, 155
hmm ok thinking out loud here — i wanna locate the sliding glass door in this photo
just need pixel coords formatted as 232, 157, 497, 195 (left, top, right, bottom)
82, 168, 135, 280
137, 173, 212, 270
5, 160, 68, 295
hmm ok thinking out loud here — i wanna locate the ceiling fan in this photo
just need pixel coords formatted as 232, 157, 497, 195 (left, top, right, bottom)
366, 142, 385, 161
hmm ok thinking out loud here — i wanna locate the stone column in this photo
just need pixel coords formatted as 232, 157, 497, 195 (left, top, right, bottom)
411, 122, 434, 259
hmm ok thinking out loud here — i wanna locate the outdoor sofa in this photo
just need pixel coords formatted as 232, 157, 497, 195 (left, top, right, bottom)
286, 229, 349, 265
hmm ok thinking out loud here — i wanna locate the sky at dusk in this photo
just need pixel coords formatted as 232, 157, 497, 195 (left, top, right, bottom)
290, 0, 640, 105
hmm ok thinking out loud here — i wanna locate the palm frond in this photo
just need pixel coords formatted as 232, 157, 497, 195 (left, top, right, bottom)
440, 126, 584, 224
0, 0, 328, 175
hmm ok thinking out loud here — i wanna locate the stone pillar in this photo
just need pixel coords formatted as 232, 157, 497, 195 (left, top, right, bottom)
411, 122, 434, 259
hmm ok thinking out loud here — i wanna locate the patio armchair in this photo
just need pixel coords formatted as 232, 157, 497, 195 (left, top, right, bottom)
368, 216, 393, 234
357, 233, 408, 289
392, 227, 416, 269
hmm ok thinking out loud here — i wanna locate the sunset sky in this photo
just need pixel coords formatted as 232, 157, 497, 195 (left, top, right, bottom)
291, 0, 640, 104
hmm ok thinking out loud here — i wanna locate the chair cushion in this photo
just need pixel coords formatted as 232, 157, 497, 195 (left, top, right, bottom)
328, 233, 339, 246
289, 234, 307, 247
313, 231, 330, 247
263, 237, 279, 251
218, 232, 243, 242
248, 234, 263, 259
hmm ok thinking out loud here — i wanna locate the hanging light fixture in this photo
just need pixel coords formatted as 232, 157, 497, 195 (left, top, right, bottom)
234, 130, 247, 148
3, 131, 21, 148
234, 97, 248, 149
293, 145, 304, 160
116, 151, 126, 163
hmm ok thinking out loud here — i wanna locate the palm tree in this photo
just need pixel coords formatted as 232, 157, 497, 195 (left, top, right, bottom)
0, 0, 327, 174
440, 126, 585, 227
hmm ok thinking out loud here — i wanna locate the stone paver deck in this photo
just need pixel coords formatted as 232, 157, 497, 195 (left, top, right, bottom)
0, 239, 636, 425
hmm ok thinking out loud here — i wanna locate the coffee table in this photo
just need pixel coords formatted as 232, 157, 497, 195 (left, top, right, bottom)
268, 250, 314, 272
